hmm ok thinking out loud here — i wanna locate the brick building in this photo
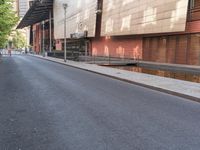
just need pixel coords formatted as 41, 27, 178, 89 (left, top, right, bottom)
91, 0, 200, 65
17, 0, 54, 53
18, 0, 200, 66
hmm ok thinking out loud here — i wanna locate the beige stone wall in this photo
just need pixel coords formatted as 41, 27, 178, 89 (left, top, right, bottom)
101, 0, 189, 36
53, 0, 97, 39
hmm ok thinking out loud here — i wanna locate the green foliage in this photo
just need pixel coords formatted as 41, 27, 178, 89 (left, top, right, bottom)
0, 0, 19, 48
12, 30, 27, 49
0, 0, 5, 5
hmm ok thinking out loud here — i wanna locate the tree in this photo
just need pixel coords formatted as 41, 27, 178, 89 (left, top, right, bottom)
12, 31, 27, 49
0, 0, 18, 48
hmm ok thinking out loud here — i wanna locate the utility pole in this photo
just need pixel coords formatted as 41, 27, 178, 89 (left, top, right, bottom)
63, 3, 68, 62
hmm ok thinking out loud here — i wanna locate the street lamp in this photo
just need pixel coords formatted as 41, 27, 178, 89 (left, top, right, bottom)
49, 10, 52, 53
42, 21, 45, 57
63, 3, 68, 62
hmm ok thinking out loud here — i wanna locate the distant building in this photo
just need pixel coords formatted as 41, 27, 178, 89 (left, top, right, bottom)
18, 0, 29, 17
14, 0, 33, 51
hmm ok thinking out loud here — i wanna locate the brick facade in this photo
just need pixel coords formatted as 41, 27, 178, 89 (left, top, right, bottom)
142, 34, 200, 65
90, 0, 200, 66
92, 37, 142, 59
52, 0, 200, 66
32, 24, 41, 54
32, 21, 54, 53
186, 20, 200, 32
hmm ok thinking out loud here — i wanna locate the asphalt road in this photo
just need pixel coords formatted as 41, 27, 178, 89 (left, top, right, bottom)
0, 55, 200, 150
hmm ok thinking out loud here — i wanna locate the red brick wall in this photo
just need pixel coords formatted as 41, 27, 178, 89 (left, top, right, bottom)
188, 34, 200, 65
143, 34, 200, 65
32, 24, 41, 54
33, 23, 52, 53
175, 35, 187, 64
91, 37, 143, 59
186, 20, 200, 33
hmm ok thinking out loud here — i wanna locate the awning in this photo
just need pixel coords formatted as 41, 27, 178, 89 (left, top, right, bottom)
17, 0, 53, 29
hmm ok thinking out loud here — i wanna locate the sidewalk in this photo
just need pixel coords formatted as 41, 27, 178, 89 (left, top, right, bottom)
30, 54, 200, 102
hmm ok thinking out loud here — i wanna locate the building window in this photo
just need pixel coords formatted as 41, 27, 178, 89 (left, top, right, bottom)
190, 0, 195, 9
189, 0, 200, 9
188, 0, 200, 21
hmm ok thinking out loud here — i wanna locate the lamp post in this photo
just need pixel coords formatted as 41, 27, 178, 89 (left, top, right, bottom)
49, 10, 52, 52
42, 21, 45, 57
63, 3, 68, 62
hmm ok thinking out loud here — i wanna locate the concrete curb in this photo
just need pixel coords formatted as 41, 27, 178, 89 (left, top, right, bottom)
29, 54, 200, 103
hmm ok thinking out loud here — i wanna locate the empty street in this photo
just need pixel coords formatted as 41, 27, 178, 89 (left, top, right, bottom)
0, 55, 200, 150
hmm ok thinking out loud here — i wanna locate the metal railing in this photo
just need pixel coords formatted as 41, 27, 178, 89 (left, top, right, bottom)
78, 55, 140, 66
